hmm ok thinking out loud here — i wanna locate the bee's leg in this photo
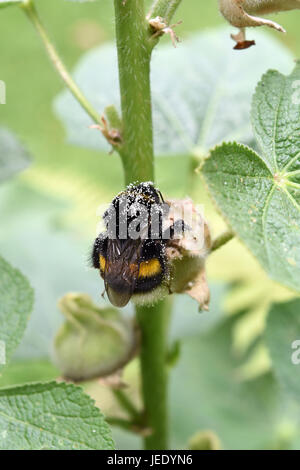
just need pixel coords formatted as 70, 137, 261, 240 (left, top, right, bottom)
158, 189, 165, 204
163, 219, 189, 241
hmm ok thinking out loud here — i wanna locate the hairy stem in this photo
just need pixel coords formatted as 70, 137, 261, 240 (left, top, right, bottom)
114, 0, 154, 184
21, 0, 102, 126
136, 299, 171, 450
211, 230, 235, 252
148, 0, 182, 22
114, 0, 170, 450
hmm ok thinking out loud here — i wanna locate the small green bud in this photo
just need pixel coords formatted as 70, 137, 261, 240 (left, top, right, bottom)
104, 105, 122, 131
188, 430, 222, 450
268, 421, 297, 450
53, 293, 138, 381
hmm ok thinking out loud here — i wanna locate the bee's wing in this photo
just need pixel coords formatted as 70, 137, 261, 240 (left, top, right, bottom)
104, 285, 132, 308
104, 238, 142, 307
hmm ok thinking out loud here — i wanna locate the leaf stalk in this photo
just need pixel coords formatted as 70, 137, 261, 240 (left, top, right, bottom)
148, 0, 183, 23
21, 0, 103, 127
211, 230, 235, 252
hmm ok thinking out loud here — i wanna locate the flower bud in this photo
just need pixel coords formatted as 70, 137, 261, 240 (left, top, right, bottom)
219, 0, 300, 49
53, 293, 138, 381
132, 198, 211, 311
188, 430, 222, 450
166, 198, 211, 311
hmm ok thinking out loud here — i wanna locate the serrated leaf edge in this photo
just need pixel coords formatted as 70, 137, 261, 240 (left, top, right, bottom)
0, 380, 115, 450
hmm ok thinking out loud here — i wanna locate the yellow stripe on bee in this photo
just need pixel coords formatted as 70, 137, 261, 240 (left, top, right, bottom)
138, 258, 161, 278
99, 254, 106, 272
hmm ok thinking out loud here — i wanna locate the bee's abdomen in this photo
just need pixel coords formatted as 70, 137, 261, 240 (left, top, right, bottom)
134, 256, 166, 293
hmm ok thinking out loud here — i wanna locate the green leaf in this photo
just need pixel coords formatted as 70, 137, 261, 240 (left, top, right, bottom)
265, 298, 300, 401
0, 128, 30, 183
54, 28, 293, 156
0, 381, 115, 450
0, 256, 33, 371
0, 0, 23, 9
252, 63, 300, 173
0, 359, 59, 388
202, 63, 300, 292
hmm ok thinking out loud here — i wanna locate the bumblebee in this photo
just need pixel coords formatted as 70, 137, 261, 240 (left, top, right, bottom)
92, 182, 183, 307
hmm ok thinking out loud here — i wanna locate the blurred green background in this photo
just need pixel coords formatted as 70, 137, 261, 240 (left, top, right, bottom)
0, 0, 300, 450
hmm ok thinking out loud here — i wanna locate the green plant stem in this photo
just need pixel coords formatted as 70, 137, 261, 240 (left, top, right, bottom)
114, 0, 154, 184
114, 0, 171, 449
136, 299, 171, 450
148, 0, 182, 23
21, 0, 102, 126
211, 230, 235, 252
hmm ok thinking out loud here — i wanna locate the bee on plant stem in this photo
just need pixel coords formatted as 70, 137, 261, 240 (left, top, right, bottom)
92, 182, 212, 310
92, 182, 185, 308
